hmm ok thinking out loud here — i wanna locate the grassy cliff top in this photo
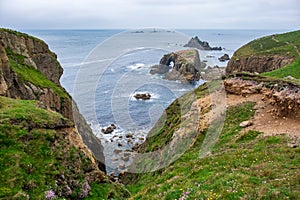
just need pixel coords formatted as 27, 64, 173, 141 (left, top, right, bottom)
234, 30, 300, 58
0, 28, 43, 42
0, 96, 129, 199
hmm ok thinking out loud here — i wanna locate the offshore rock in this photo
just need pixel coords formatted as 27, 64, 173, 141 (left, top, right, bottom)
151, 49, 205, 83
184, 36, 222, 51
218, 53, 230, 62
134, 93, 151, 100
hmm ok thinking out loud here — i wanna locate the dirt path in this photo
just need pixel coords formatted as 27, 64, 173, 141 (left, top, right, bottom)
226, 93, 300, 136
220, 75, 300, 149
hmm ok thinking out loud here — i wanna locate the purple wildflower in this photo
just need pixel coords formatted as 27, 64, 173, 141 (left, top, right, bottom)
45, 190, 56, 200
81, 180, 91, 198
66, 185, 72, 195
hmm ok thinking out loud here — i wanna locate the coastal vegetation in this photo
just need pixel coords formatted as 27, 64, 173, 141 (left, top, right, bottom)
0, 28, 299, 199
233, 30, 300, 58
0, 28, 129, 199
124, 90, 299, 200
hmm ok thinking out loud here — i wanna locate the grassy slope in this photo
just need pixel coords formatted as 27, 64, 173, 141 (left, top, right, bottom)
125, 87, 300, 199
262, 58, 300, 84
234, 30, 300, 58
5, 48, 69, 99
0, 96, 129, 199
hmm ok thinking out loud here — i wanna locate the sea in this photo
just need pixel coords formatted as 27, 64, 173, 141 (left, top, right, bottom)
24, 28, 287, 173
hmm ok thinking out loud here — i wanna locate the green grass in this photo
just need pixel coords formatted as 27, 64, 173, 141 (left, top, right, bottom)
139, 82, 212, 153
0, 28, 43, 42
262, 58, 300, 84
5, 46, 69, 99
0, 96, 129, 199
9, 59, 69, 99
0, 96, 68, 127
234, 30, 300, 58
124, 101, 300, 199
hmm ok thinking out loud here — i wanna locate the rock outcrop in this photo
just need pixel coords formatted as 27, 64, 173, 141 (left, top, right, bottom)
0, 29, 63, 85
224, 74, 300, 117
226, 55, 294, 74
150, 49, 205, 83
184, 36, 222, 51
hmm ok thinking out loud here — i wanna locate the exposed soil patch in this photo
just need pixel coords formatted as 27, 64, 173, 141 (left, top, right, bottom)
224, 77, 300, 146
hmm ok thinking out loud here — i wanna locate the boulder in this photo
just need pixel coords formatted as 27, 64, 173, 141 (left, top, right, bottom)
125, 133, 133, 138
101, 124, 117, 134
239, 120, 253, 128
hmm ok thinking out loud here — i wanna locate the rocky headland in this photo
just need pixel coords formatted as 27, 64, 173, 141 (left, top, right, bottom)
226, 31, 300, 75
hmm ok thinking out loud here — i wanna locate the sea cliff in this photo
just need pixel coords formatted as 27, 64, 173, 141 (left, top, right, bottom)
0, 28, 129, 199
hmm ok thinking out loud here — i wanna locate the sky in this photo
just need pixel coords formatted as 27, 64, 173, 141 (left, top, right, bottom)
0, 0, 299, 30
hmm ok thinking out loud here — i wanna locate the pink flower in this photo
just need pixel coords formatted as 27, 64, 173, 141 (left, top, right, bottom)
45, 190, 55, 200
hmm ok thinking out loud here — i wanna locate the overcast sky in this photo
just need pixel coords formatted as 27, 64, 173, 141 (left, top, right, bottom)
0, 0, 299, 30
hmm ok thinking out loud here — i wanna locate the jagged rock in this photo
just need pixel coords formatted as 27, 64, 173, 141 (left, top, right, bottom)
184, 36, 222, 51
134, 93, 151, 100
218, 54, 230, 62
101, 124, 116, 134
151, 49, 205, 83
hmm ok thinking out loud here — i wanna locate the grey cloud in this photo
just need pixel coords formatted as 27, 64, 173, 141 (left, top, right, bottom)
0, 0, 299, 29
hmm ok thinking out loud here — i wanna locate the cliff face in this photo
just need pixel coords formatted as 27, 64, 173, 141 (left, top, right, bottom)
226, 54, 294, 74
0, 29, 62, 85
226, 30, 300, 75
0, 29, 122, 199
